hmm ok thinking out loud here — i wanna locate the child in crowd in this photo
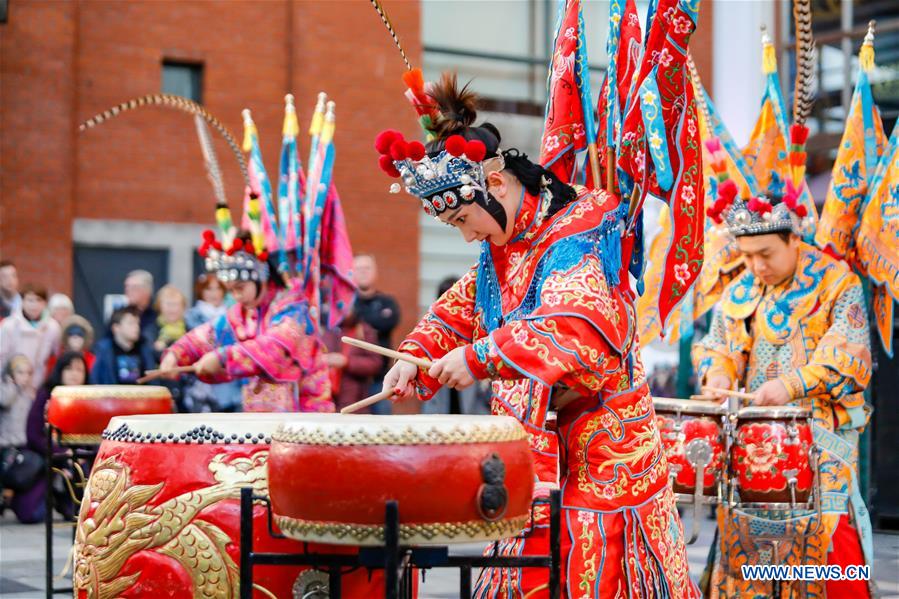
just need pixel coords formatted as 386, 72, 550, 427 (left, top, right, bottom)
46, 315, 95, 375
90, 306, 156, 385
0, 355, 39, 522
154, 284, 188, 353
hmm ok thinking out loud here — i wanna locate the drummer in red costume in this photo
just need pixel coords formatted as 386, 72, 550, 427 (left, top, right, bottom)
378, 74, 698, 598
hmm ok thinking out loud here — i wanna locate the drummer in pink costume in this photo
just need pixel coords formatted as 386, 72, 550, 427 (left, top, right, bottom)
161, 230, 333, 413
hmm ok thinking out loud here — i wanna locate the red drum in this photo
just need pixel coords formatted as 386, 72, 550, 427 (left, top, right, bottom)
653, 397, 726, 498
73, 414, 380, 599
47, 385, 173, 444
732, 405, 815, 505
269, 414, 535, 546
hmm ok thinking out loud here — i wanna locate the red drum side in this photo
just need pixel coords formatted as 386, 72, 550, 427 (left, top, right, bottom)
268, 415, 535, 546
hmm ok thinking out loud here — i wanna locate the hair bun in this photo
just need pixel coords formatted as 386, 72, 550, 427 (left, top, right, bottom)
430, 72, 480, 138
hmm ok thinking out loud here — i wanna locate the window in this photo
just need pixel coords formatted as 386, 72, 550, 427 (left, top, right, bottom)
161, 60, 203, 103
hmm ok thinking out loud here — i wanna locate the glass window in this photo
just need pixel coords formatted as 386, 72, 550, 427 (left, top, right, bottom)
161, 61, 203, 103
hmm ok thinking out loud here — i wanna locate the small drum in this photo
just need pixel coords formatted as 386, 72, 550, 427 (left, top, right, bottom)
73, 414, 379, 599
653, 397, 726, 498
47, 385, 173, 444
732, 405, 814, 505
269, 414, 534, 546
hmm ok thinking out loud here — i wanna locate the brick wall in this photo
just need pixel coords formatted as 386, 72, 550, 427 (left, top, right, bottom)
1, 0, 422, 340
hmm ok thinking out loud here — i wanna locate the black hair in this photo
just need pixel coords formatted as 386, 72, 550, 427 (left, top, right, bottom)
437, 276, 458, 299
110, 305, 141, 327
424, 73, 578, 225
232, 229, 286, 290
43, 351, 88, 392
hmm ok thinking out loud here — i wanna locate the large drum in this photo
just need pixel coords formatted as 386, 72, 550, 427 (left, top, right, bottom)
732, 405, 815, 505
73, 414, 379, 599
653, 397, 726, 499
47, 385, 173, 444
269, 414, 534, 546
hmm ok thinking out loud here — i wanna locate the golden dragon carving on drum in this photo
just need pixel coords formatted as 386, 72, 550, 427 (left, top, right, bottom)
73, 451, 269, 599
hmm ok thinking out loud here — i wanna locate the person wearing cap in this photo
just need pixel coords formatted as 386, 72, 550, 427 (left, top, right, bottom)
46, 315, 96, 375
694, 178, 873, 598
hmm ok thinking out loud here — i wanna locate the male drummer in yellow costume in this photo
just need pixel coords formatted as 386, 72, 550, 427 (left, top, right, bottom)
693, 181, 874, 598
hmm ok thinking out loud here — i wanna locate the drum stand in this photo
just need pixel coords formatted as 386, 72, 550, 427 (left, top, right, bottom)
44, 425, 98, 598
238, 487, 562, 599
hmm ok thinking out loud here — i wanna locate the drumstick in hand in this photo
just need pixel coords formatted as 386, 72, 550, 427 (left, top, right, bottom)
702, 386, 756, 401
340, 336, 433, 369
137, 365, 196, 384
340, 389, 393, 414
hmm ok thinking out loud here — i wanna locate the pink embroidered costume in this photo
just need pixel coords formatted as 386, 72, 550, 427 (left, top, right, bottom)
165, 279, 332, 413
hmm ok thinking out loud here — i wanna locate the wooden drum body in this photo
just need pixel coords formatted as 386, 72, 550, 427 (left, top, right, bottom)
268, 414, 535, 546
732, 406, 814, 505
47, 385, 173, 444
654, 398, 726, 499
73, 414, 376, 599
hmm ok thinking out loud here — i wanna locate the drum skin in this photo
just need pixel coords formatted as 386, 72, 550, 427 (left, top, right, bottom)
653, 399, 725, 496
73, 414, 381, 599
733, 408, 814, 504
47, 385, 173, 443
268, 414, 535, 546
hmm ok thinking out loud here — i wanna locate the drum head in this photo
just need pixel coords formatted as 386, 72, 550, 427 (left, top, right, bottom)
104, 412, 300, 444
653, 397, 726, 415
736, 405, 811, 420
52, 385, 172, 400
275, 413, 527, 446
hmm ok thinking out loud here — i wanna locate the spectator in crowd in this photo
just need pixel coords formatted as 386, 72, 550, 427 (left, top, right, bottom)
90, 306, 156, 385
24, 351, 88, 522
0, 260, 21, 320
181, 274, 242, 412
185, 273, 228, 330
421, 277, 491, 415
0, 355, 40, 523
153, 285, 188, 354
123, 269, 158, 343
321, 311, 382, 413
352, 254, 400, 414
46, 315, 96, 376
0, 284, 61, 389
47, 293, 74, 327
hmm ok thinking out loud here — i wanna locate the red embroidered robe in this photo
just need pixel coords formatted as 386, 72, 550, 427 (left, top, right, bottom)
399, 188, 698, 598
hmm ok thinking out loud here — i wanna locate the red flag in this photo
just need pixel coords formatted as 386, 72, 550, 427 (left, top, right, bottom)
540, 0, 589, 184
617, 0, 705, 329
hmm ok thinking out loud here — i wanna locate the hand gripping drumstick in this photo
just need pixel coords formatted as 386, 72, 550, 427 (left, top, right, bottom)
340, 336, 433, 369
701, 385, 757, 401
137, 365, 197, 384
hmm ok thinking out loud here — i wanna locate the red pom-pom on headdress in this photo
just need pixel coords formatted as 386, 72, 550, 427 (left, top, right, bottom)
202, 229, 216, 243
258, 250, 269, 261
375, 130, 401, 155
243, 240, 254, 255
464, 140, 486, 162
718, 179, 738, 204
789, 124, 810, 146
389, 140, 408, 161
445, 135, 466, 157
212, 240, 223, 251
407, 141, 426, 161
379, 154, 401, 178
794, 205, 808, 218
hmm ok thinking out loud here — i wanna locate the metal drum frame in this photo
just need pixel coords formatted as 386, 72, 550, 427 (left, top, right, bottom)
720, 406, 825, 599
44, 424, 99, 598
654, 398, 728, 544
237, 487, 562, 599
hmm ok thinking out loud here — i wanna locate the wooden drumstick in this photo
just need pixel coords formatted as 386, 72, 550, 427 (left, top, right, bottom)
340, 389, 393, 414
137, 365, 196, 384
702, 385, 757, 401
340, 336, 433, 369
